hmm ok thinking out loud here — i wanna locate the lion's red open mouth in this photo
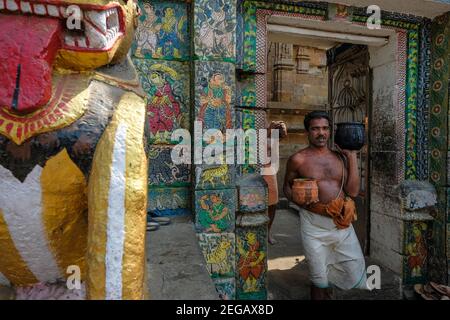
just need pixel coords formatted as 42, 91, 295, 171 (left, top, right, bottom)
0, 1, 125, 113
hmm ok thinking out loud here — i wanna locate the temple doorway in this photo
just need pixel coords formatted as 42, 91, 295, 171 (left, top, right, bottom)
267, 36, 372, 253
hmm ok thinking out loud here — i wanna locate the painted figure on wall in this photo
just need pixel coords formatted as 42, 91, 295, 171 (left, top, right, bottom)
135, 3, 160, 57
146, 64, 182, 143
237, 232, 265, 293
206, 238, 233, 275
134, 59, 189, 145
0, 1, 148, 300
199, 73, 232, 130
198, 233, 235, 279
406, 222, 428, 278
198, 194, 231, 233
196, 0, 235, 58
134, 1, 188, 60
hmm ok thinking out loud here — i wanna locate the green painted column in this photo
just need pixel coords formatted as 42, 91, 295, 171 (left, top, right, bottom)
192, 0, 238, 299
428, 12, 450, 284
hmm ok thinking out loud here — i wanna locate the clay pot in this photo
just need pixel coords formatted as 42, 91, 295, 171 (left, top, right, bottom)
292, 179, 319, 206
334, 122, 365, 151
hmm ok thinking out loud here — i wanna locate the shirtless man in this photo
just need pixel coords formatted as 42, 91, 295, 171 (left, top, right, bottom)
283, 111, 368, 300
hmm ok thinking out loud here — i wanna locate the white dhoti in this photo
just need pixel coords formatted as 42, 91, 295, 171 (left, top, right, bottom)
299, 207, 368, 290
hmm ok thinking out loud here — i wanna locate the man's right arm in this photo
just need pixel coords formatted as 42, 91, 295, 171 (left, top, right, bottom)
283, 154, 300, 202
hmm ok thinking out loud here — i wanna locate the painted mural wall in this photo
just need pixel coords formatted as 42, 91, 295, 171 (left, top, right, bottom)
133, 0, 191, 217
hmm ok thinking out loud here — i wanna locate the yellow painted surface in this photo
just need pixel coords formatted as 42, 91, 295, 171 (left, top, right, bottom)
119, 93, 148, 300
0, 212, 38, 285
86, 120, 115, 300
41, 149, 88, 279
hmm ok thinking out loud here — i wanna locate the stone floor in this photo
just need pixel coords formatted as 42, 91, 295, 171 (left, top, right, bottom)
1, 209, 405, 300
146, 215, 219, 300
267, 208, 403, 300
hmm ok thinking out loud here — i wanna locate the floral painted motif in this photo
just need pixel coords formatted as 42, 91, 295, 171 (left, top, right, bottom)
148, 146, 190, 187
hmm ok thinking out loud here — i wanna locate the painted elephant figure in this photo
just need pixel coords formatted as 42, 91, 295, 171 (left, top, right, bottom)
0, 1, 149, 300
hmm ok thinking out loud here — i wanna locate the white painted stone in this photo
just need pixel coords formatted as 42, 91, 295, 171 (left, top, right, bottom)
105, 123, 128, 300
0, 165, 61, 282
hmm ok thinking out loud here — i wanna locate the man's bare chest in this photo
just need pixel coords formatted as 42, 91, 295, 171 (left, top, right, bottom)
298, 154, 344, 182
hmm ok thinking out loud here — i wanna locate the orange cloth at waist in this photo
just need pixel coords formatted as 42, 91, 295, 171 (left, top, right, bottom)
306, 197, 357, 229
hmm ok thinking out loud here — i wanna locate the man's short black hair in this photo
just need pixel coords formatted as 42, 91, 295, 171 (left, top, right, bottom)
304, 111, 331, 131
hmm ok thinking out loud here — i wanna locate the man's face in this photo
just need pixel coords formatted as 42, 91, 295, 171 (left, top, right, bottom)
307, 118, 330, 147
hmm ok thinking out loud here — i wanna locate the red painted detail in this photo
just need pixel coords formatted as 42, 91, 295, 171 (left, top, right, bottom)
0, 76, 66, 123
16, 126, 22, 140
54, 108, 63, 117
0, 14, 62, 113
30, 123, 36, 132
23, 124, 29, 137
5, 123, 13, 135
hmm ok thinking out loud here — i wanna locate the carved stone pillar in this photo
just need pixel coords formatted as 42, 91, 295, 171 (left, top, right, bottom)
296, 47, 310, 74
272, 43, 295, 102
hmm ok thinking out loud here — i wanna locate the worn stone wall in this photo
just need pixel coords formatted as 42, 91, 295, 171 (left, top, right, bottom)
368, 32, 406, 275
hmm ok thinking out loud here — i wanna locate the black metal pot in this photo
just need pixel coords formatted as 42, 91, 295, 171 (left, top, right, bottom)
334, 122, 365, 151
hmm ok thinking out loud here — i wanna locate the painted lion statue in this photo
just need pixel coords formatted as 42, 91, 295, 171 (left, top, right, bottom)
0, 0, 148, 300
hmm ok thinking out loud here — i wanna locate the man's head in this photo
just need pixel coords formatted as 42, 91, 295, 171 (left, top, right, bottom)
304, 111, 331, 148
